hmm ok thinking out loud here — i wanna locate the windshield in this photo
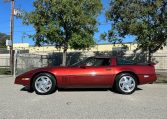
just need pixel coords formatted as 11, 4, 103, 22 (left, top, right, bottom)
71, 57, 111, 67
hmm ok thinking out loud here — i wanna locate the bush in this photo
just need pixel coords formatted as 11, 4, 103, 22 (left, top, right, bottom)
0, 68, 11, 75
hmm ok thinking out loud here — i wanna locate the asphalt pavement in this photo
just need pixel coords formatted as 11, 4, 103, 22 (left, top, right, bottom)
0, 75, 167, 119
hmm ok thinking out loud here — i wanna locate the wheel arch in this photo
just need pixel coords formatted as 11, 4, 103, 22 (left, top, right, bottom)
30, 71, 57, 90
114, 71, 140, 85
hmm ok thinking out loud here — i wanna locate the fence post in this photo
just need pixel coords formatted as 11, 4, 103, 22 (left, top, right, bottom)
41, 55, 43, 67
13, 50, 17, 78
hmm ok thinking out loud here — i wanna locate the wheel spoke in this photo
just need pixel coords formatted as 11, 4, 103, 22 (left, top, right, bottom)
36, 81, 42, 87
129, 82, 134, 88
124, 77, 129, 83
129, 77, 133, 83
46, 78, 51, 84
129, 78, 135, 87
119, 80, 125, 84
41, 85, 48, 92
128, 79, 132, 87
41, 77, 46, 82
125, 85, 130, 91
47, 82, 52, 87
120, 82, 125, 90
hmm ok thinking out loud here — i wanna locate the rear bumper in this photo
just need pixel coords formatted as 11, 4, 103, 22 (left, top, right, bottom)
138, 74, 157, 85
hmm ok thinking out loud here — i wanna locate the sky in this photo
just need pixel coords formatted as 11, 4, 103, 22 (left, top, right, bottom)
0, 0, 135, 46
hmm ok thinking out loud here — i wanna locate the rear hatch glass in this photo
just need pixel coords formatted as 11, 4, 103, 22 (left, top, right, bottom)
117, 58, 137, 65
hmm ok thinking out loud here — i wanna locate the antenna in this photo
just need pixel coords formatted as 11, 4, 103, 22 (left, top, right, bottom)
4, 0, 11, 3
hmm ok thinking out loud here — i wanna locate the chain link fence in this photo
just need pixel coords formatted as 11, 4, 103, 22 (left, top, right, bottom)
15, 51, 94, 75
15, 50, 167, 75
0, 48, 167, 75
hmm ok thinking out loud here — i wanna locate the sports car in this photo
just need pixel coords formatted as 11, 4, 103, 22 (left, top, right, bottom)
15, 56, 157, 95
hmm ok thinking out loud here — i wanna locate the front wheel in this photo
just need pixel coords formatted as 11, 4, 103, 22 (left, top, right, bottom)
115, 73, 137, 94
32, 73, 56, 95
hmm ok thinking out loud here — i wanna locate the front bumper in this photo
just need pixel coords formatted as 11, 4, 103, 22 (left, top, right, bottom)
15, 76, 31, 86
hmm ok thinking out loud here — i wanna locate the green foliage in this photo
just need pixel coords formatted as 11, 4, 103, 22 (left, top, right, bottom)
69, 33, 95, 50
106, 0, 167, 55
0, 33, 9, 48
23, 0, 102, 49
100, 29, 122, 44
22, 0, 102, 65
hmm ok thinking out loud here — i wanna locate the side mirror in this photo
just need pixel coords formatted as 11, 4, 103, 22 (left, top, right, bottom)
79, 65, 86, 69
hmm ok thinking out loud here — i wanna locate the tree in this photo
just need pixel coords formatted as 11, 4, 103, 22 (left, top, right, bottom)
105, 0, 167, 62
0, 32, 10, 48
23, 0, 102, 66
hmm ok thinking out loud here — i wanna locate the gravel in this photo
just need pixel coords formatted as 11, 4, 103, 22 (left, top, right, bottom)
0, 76, 167, 119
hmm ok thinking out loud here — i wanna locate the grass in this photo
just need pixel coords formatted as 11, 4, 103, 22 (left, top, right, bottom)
156, 75, 167, 83
0, 68, 11, 75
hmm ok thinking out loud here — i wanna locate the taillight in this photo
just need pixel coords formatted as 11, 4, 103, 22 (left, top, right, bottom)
149, 63, 156, 66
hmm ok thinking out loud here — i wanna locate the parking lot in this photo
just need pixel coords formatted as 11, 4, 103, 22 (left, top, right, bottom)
0, 76, 167, 119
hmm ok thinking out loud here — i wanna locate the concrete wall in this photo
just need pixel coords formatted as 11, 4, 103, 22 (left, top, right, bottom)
12, 43, 138, 53
0, 54, 10, 67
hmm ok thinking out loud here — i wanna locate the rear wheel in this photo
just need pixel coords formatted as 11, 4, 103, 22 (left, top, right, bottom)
32, 73, 56, 95
115, 73, 137, 94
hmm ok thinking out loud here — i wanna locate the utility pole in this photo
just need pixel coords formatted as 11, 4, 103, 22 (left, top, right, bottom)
10, 0, 14, 75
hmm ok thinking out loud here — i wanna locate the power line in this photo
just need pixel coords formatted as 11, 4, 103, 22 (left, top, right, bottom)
14, 30, 34, 33
4, 30, 35, 34
0, 21, 112, 28
0, 25, 33, 29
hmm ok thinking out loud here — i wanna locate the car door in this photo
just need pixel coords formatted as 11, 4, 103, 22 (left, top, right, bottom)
66, 58, 115, 88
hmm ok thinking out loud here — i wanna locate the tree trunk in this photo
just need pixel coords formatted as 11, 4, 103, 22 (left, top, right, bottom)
148, 46, 152, 63
62, 48, 67, 66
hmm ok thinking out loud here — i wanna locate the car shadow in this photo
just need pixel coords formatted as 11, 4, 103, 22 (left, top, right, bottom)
58, 88, 110, 92
20, 86, 143, 94
136, 87, 143, 91
20, 86, 33, 93
58, 87, 142, 93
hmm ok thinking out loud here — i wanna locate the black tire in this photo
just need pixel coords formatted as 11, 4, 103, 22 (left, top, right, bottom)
115, 73, 137, 94
32, 73, 56, 95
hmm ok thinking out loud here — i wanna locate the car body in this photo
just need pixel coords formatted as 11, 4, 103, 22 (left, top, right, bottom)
15, 56, 157, 94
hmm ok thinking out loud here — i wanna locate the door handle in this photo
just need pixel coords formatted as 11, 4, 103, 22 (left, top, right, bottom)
105, 68, 112, 70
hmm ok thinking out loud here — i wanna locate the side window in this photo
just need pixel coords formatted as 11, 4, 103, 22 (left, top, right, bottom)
102, 58, 111, 66
84, 58, 110, 66
84, 58, 96, 66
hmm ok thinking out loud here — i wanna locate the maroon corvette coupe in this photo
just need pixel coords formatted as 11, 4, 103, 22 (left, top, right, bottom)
15, 56, 157, 95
